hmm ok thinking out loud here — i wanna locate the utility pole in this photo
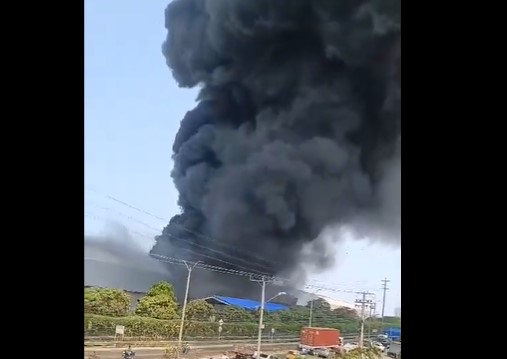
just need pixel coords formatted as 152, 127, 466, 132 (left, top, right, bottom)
308, 289, 322, 327
355, 291, 374, 349
177, 261, 200, 358
380, 278, 390, 332
250, 276, 270, 358
368, 302, 376, 338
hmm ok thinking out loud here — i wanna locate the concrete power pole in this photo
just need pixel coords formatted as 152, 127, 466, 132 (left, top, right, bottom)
355, 291, 374, 348
177, 261, 200, 359
250, 276, 272, 358
308, 289, 322, 327
368, 303, 376, 337
380, 278, 390, 332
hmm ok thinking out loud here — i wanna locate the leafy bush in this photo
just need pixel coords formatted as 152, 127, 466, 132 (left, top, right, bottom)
219, 306, 255, 322
84, 281, 365, 337
85, 314, 179, 337
145, 281, 178, 301
135, 281, 179, 320
135, 295, 179, 320
84, 288, 131, 317
186, 299, 216, 321
341, 348, 382, 359
85, 314, 359, 338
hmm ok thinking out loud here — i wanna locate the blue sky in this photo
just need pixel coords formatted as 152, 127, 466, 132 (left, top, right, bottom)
85, 0, 400, 315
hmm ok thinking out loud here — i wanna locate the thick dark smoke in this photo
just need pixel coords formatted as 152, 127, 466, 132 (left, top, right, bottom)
151, 0, 401, 286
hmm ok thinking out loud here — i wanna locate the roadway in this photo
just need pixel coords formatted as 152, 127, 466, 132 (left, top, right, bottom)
85, 349, 394, 359
84, 336, 383, 359
85, 342, 297, 359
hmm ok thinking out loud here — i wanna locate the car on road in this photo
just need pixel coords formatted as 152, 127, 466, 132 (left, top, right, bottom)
314, 348, 330, 358
379, 338, 391, 349
259, 354, 278, 359
299, 348, 315, 356
343, 343, 358, 352
372, 342, 385, 352
286, 350, 305, 359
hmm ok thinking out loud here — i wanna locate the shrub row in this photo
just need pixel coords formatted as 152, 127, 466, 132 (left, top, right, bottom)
85, 314, 359, 338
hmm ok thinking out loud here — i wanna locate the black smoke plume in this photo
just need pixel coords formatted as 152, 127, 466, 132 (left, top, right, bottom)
151, 0, 401, 287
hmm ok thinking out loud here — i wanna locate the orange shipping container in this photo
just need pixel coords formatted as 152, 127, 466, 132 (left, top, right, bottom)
300, 327, 341, 347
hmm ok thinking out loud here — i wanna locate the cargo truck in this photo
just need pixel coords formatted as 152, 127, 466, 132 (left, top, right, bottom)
299, 327, 342, 351
383, 327, 401, 341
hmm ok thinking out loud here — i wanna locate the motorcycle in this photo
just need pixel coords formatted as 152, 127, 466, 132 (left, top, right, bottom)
182, 344, 190, 354
122, 347, 135, 359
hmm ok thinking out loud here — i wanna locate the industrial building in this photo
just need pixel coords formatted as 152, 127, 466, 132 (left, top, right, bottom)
85, 239, 356, 313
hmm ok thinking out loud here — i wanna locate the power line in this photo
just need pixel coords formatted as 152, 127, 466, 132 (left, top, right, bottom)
85, 218, 376, 309
86, 208, 379, 297
87, 187, 166, 221
85, 210, 273, 275
86, 190, 391, 293
85, 189, 275, 268
85, 191, 380, 292
149, 253, 375, 301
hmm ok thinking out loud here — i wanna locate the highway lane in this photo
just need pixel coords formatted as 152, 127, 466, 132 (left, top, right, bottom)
84, 337, 381, 359
85, 342, 297, 359
85, 334, 370, 349
85, 350, 396, 359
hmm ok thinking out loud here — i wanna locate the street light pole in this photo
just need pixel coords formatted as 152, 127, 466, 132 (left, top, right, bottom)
250, 276, 286, 358
257, 277, 266, 358
177, 261, 200, 358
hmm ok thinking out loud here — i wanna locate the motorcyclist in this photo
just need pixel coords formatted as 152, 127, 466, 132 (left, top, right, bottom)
182, 343, 190, 354
122, 345, 135, 358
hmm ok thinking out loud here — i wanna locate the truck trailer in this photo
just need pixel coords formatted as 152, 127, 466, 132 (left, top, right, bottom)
383, 327, 401, 341
299, 327, 342, 350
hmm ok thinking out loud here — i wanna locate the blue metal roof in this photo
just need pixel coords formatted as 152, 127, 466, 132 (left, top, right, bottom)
212, 295, 288, 312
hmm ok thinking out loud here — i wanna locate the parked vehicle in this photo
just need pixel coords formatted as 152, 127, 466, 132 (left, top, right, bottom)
286, 350, 305, 359
372, 342, 385, 352
383, 328, 401, 341
258, 354, 278, 359
299, 327, 341, 351
315, 348, 331, 358
342, 343, 358, 352
379, 337, 391, 348
387, 343, 401, 359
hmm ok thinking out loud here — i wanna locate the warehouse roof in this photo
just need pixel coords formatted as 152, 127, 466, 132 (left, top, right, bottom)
204, 295, 288, 312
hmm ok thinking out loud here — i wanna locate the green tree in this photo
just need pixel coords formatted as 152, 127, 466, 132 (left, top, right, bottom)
382, 316, 401, 327
305, 299, 334, 326
307, 298, 332, 312
84, 287, 131, 317
186, 299, 216, 321
219, 306, 254, 322
333, 307, 359, 320
146, 281, 178, 301
135, 281, 179, 320
272, 306, 309, 324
